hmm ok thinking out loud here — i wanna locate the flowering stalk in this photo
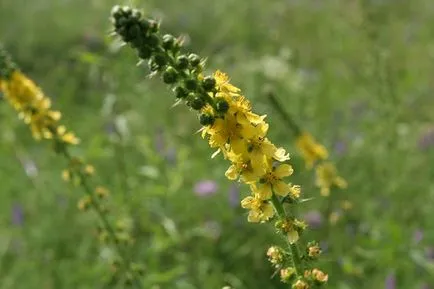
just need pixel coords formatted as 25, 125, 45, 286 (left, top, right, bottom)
0, 44, 143, 287
110, 6, 327, 287
267, 91, 347, 198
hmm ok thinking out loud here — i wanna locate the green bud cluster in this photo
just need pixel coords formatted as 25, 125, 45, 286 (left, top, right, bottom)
111, 5, 233, 126
0, 44, 17, 80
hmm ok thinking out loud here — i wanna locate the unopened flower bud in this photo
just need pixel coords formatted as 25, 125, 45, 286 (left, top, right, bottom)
174, 86, 188, 99
202, 76, 216, 91
176, 55, 189, 70
146, 34, 160, 48
111, 5, 123, 19
199, 113, 215, 126
215, 98, 229, 113
162, 67, 178, 84
121, 6, 132, 17
189, 95, 205, 110
188, 53, 201, 67
138, 46, 152, 59
149, 54, 167, 71
148, 20, 159, 33
131, 10, 142, 21
184, 78, 198, 91
162, 34, 176, 50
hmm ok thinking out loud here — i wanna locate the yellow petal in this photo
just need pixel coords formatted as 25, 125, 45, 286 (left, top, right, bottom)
247, 211, 261, 223
225, 165, 239, 180
261, 140, 277, 158
257, 183, 272, 199
273, 180, 291, 197
289, 185, 301, 199
241, 196, 254, 209
287, 230, 299, 244
261, 203, 275, 221
230, 137, 246, 155
274, 164, 294, 178
320, 187, 330, 197
241, 169, 261, 184
334, 177, 348, 189
274, 147, 290, 162
211, 149, 221, 159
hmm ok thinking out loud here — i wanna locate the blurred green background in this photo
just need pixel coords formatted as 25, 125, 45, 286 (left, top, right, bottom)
1, 0, 434, 288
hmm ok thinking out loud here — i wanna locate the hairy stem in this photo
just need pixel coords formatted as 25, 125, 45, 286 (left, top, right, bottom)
270, 193, 303, 276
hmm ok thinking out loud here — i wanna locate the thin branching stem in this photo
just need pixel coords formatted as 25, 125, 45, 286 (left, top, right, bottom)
270, 194, 303, 276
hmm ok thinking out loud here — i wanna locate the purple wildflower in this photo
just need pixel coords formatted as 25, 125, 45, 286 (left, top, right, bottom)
418, 128, 434, 151
385, 272, 396, 289
11, 203, 24, 226
304, 210, 323, 229
334, 140, 347, 156
154, 127, 165, 153
228, 184, 240, 207
413, 229, 423, 244
425, 247, 434, 260
194, 180, 218, 197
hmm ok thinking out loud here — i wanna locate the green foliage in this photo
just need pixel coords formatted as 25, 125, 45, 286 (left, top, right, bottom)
1, 0, 434, 288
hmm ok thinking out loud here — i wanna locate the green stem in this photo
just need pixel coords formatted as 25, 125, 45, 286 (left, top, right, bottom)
266, 91, 302, 136
61, 148, 142, 289
270, 194, 303, 276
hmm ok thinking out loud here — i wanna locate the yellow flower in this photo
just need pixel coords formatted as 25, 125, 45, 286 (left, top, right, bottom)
202, 112, 268, 154
62, 169, 71, 182
57, 125, 80, 145
95, 186, 110, 198
280, 267, 296, 283
267, 246, 284, 266
214, 70, 242, 96
315, 162, 347, 196
341, 200, 353, 210
329, 211, 341, 225
308, 245, 321, 258
84, 164, 95, 176
225, 153, 265, 184
241, 194, 274, 223
289, 184, 301, 199
254, 163, 294, 198
311, 268, 328, 283
293, 280, 309, 289
77, 196, 92, 211
295, 132, 328, 169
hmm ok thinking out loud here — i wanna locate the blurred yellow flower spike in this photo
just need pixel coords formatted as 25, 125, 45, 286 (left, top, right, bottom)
296, 132, 329, 169
315, 162, 348, 197
0, 71, 79, 145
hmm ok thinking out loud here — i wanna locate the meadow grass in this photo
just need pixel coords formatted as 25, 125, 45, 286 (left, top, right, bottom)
1, 0, 434, 288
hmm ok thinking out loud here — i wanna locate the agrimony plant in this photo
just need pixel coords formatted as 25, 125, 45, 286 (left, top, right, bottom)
110, 5, 328, 287
0, 44, 144, 287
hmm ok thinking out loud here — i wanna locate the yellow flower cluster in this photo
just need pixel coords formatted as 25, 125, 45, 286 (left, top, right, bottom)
0, 71, 79, 144
315, 161, 348, 197
201, 71, 300, 222
296, 132, 347, 196
295, 132, 328, 169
